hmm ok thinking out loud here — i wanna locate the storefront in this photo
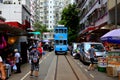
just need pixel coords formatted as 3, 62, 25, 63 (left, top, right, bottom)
0, 21, 28, 63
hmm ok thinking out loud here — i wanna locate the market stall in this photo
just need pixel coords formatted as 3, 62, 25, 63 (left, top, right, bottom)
106, 51, 120, 77
100, 28, 120, 78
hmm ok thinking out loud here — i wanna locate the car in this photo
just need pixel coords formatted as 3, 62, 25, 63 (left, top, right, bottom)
71, 43, 81, 57
78, 42, 106, 63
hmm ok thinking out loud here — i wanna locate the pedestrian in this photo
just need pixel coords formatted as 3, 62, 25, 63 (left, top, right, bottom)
29, 45, 40, 77
6, 52, 14, 71
14, 49, 22, 73
0, 56, 6, 80
37, 44, 43, 59
87, 44, 96, 71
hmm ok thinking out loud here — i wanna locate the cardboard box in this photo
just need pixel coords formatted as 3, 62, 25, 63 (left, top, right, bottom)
106, 66, 117, 77
119, 72, 120, 80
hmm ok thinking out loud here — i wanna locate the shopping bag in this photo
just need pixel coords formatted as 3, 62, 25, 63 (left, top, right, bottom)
13, 65, 17, 71
42, 52, 46, 55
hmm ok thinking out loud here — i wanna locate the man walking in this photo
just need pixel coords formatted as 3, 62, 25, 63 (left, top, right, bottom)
29, 45, 40, 77
87, 45, 96, 71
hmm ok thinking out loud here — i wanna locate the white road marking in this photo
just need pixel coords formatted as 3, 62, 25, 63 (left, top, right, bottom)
44, 57, 47, 59
80, 65, 82, 67
47, 54, 49, 56
21, 52, 51, 80
90, 74, 94, 78
84, 69, 88, 72
39, 60, 42, 64
20, 71, 30, 80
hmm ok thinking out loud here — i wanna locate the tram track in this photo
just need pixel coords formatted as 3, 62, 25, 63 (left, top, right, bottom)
54, 55, 80, 80
65, 55, 79, 80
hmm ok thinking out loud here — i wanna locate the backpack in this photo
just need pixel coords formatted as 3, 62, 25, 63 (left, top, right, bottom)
32, 51, 39, 64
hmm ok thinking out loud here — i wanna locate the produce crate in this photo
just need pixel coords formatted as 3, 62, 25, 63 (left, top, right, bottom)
106, 66, 118, 77
119, 72, 120, 80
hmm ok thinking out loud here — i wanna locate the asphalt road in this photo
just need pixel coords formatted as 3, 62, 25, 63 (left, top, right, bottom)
8, 51, 118, 80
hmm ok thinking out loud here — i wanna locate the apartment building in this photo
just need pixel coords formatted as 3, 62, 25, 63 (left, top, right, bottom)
40, 0, 75, 41
76, 0, 120, 42
0, 0, 33, 63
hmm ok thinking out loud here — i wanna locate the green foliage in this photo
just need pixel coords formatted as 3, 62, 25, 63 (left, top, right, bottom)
33, 22, 49, 35
59, 4, 80, 44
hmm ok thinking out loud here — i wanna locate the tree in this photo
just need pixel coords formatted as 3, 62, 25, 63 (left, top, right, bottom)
59, 4, 80, 44
33, 21, 49, 35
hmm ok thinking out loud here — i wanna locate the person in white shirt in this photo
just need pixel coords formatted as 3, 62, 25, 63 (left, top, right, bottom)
14, 49, 21, 73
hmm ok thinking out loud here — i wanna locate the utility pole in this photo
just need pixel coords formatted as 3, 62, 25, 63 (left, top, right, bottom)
115, 0, 117, 29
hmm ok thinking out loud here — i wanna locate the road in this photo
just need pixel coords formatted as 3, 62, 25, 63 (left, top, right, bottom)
8, 51, 118, 80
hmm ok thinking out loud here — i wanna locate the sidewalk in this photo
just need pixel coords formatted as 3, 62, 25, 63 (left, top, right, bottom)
7, 51, 48, 80
7, 62, 30, 80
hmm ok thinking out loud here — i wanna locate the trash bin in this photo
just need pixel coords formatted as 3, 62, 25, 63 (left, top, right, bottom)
97, 57, 107, 72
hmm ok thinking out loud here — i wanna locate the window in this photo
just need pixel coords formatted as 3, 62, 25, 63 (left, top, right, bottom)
60, 40, 63, 45
50, 1, 52, 3
40, 2, 43, 5
0, 0, 3, 3
50, 21, 52, 23
59, 29, 64, 33
0, 11, 2, 14
44, 35, 47, 38
55, 29, 58, 33
55, 40, 59, 45
64, 29, 67, 33
63, 40, 67, 45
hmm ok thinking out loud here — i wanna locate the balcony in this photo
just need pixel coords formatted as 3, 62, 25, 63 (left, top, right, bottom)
107, 0, 120, 10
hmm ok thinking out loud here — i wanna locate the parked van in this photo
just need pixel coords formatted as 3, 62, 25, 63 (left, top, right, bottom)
79, 42, 106, 63
71, 43, 80, 57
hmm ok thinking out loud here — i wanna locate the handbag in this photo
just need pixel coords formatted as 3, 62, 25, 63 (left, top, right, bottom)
13, 64, 17, 71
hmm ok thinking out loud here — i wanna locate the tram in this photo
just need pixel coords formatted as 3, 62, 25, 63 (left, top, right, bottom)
54, 25, 68, 55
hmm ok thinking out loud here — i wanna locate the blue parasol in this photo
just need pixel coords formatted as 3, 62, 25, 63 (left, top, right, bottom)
42, 40, 50, 42
100, 28, 120, 44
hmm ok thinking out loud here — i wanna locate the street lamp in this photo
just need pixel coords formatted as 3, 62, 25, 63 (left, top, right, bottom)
115, 0, 117, 28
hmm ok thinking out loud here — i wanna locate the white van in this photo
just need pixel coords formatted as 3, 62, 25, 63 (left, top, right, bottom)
71, 43, 80, 56
79, 42, 106, 63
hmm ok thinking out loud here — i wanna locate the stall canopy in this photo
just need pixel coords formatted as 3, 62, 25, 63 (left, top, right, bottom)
42, 40, 50, 42
0, 21, 26, 35
100, 28, 120, 44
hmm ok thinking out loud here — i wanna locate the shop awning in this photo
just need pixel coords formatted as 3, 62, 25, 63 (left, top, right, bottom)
80, 26, 97, 34
5, 22, 25, 29
28, 31, 40, 35
0, 22, 26, 35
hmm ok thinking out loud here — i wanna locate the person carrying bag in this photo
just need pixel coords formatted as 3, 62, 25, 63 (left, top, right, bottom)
29, 45, 40, 77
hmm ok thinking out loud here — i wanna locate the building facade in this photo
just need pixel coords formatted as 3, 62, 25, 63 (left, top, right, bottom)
40, 0, 75, 41
0, 0, 32, 63
76, 0, 120, 42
